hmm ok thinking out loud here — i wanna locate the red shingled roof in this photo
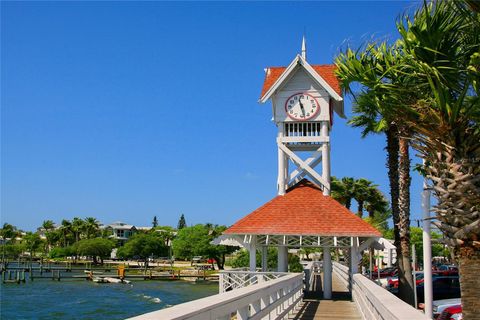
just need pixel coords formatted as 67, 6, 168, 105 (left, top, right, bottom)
224, 179, 381, 237
260, 65, 342, 99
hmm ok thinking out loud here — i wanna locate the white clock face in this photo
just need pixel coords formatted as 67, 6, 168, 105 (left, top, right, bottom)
285, 93, 320, 121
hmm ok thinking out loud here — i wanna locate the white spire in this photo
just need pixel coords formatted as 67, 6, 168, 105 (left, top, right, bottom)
301, 35, 307, 60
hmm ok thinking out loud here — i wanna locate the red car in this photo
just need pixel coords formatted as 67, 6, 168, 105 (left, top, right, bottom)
438, 305, 462, 320
387, 272, 425, 289
433, 265, 459, 276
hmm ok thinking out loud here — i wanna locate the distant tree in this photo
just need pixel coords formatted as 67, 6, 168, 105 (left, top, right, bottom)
75, 238, 115, 264
83, 217, 100, 239
116, 233, 169, 266
3, 243, 24, 259
0, 223, 19, 242
230, 248, 303, 272
152, 216, 158, 228
177, 214, 186, 230
22, 232, 42, 259
331, 177, 356, 209
59, 219, 73, 247
41, 220, 56, 253
71, 217, 85, 243
172, 224, 237, 269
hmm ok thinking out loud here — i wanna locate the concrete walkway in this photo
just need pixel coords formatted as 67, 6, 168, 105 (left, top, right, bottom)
291, 272, 362, 320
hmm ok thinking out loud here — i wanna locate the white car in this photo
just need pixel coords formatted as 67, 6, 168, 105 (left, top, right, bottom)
432, 298, 461, 319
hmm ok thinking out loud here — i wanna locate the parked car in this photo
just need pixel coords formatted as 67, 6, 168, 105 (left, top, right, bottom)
416, 276, 461, 303
387, 272, 425, 290
365, 267, 397, 279
438, 304, 462, 320
433, 298, 461, 319
433, 265, 459, 277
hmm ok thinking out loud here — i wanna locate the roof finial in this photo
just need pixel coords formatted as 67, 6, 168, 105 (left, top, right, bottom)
301, 35, 307, 60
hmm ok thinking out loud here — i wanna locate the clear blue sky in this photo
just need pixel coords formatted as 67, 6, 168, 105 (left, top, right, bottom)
2, 1, 424, 231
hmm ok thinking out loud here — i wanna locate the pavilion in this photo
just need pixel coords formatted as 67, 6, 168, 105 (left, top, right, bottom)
222, 179, 381, 299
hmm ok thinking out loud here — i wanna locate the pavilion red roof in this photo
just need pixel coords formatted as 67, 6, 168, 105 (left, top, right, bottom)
224, 179, 381, 237
259, 65, 342, 99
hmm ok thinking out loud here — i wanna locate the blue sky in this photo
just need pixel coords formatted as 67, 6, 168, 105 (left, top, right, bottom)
1, 1, 424, 231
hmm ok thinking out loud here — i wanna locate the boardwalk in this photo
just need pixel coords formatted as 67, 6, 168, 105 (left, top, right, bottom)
291, 272, 362, 320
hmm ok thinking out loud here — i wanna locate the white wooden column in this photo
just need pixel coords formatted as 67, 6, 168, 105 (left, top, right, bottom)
261, 246, 268, 272
277, 125, 286, 195
323, 247, 332, 299
321, 122, 330, 196
278, 246, 288, 272
249, 236, 257, 272
350, 239, 359, 273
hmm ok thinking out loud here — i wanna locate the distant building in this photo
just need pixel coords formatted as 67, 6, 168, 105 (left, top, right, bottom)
103, 221, 137, 244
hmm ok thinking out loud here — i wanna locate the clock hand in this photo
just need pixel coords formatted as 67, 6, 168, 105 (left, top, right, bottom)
299, 99, 305, 115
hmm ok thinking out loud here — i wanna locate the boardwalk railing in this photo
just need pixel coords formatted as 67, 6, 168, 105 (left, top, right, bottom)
303, 261, 321, 292
219, 269, 289, 293
128, 273, 304, 320
332, 262, 429, 320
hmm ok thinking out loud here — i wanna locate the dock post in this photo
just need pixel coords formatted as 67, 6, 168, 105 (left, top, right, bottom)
30, 269, 34, 281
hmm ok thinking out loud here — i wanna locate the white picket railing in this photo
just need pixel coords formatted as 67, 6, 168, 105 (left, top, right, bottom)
219, 270, 289, 293
127, 273, 304, 320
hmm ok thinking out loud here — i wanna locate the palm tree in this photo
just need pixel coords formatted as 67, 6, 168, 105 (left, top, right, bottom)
83, 217, 100, 239
335, 45, 416, 304
71, 217, 84, 243
59, 219, 72, 247
353, 178, 376, 218
331, 176, 356, 209
41, 220, 55, 253
393, 2, 480, 317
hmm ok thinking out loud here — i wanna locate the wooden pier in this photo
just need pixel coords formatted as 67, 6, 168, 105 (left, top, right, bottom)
291, 272, 361, 320
1, 261, 218, 284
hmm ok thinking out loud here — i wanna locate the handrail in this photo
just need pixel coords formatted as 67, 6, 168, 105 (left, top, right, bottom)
332, 262, 429, 320
219, 270, 289, 293
128, 273, 304, 320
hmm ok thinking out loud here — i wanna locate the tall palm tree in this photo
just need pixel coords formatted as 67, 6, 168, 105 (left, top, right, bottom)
71, 217, 84, 243
59, 219, 72, 247
83, 217, 100, 239
364, 188, 389, 220
335, 44, 416, 304
41, 220, 55, 253
353, 178, 376, 218
393, 2, 480, 317
331, 176, 357, 209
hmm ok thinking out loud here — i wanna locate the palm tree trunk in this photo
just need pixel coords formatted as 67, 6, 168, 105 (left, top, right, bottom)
386, 125, 414, 305
397, 133, 414, 305
357, 201, 364, 218
458, 247, 480, 320
346, 198, 352, 210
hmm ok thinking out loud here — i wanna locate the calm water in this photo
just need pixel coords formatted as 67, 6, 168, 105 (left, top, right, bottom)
0, 275, 218, 320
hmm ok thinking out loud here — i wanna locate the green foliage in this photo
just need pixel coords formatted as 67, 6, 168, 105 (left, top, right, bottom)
1, 243, 24, 259
172, 224, 237, 269
22, 232, 42, 256
384, 227, 445, 262
288, 255, 304, 272
117, 232, 168, 260
75, 238, 115, 259
48, 246, 76, 258
0, 223, 19, 241
177, 214, 186, 230
230, 248, 303, 272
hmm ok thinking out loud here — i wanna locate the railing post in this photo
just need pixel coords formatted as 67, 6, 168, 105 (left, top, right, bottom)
323, 247, 332, 299
219, 272, 224, 294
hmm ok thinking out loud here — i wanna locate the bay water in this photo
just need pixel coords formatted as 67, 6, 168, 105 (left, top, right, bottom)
0, 276, 218, 319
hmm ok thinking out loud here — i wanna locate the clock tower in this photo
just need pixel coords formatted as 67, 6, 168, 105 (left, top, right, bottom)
259, 37, 344, 196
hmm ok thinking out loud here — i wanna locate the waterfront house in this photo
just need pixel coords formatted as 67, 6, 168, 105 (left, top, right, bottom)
104, 221, 137, 245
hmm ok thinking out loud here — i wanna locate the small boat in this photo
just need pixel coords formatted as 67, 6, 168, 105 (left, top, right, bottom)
92, 276, 131, 284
